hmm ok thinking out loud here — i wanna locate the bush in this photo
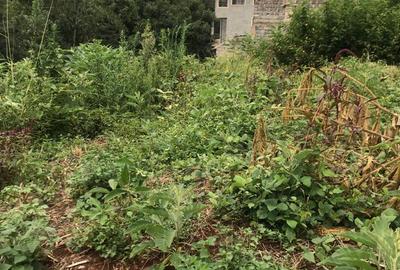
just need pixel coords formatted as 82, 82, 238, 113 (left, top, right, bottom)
60, 26, 189, 116
67, 148, 122, 198
0, 60, 55, 131
0, 25, 193, 138
240, 35, 271, 62
270, 0, 400, 66
62, 42, 154, 113
0, 202, 56, 270
73, 175, 203, 259
228, 144, 374, 241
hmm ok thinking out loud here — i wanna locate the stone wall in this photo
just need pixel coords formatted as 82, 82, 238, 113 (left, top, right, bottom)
253, 0, 286, 37
253, 0, 325, 37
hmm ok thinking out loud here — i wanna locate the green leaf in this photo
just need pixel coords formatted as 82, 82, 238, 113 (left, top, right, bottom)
381, 208, 398, 218
343, 232, 376, 247
0, 247, 12, 255
104, 189, 126, 202
294, 149, 316, 163
277, 203, 288, 211
233, 175, 251, 189
257, 209, 269, 219
322, 248, 375, 270
26, 239, 40, 253
87, 197, 102, 208
322, 168, 337, 177
119, 164, 130, 187
0, 264, 12, 270
183, 204, 205, 219
146, 225, 176, 252
303, 250, 315, 263
286, 220, 298, 229
285, 228, 296, 242
265, 199, 278, 211
129, 220, 152, 233
14, 255, 27, 264
86, 187, 109, 195
142, 207, 170, 219
199, 247, 210, 258
129, 241, 154, 258
300, 176, 312, 187
108, 179, 118, 190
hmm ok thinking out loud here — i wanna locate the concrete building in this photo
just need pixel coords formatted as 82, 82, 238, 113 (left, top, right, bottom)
213, 0, 324, 53
214, 0, 255, 43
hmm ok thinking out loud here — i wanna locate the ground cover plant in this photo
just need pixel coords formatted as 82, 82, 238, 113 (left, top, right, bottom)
2, 4, 400, 269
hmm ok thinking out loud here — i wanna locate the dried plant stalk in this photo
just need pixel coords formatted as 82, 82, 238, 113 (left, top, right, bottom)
281, 66, 400, 191
295, 69, 314, 106
251, 115, 268, 166
355, 156, 400, 187
282, 97, 294, 123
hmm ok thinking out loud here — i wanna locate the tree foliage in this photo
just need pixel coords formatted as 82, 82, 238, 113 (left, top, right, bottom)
0, 0, 214, 60
270, 0, 400, 66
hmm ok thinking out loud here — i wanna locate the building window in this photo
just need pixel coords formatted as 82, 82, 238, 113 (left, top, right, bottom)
232, 0, 245, 5
218, 0, 228, 7
214, 18, 227, 41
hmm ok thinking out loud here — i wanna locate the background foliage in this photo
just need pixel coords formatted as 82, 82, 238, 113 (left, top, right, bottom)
0, 0, 214, 60
269, 0, 400, 66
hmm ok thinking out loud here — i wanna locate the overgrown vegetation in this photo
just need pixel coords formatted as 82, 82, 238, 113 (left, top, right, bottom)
0, 202, 56, 270
267, 0, 400, 66
2, 0, 400, 269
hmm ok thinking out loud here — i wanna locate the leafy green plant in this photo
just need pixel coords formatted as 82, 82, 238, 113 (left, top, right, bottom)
322, 209, 400, 270
0, 202, 56, 270
128, 184, 204, 257
170, 225, 287, 270
67, 149, 121, 198
0, 60, 55, 131
72, 164, 204, 259
0, 184, 51, 211
229, 142, 372, 241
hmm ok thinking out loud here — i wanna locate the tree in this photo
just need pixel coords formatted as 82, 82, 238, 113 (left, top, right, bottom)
0, 0, 214, 60
270, 0, 400, 66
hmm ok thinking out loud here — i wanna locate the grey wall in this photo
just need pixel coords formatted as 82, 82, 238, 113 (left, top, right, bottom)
215, 0, 255, 41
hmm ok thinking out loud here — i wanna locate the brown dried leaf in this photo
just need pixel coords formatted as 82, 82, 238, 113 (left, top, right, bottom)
362, 156, 374, 176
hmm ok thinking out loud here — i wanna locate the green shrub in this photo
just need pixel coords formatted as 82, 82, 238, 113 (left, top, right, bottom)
270, 0, 400, 66
62, 42, 154, 113
60, 26, 189, 115
0, 60, 55, 131
0, 202, 56, 270
0, 184, 52, 211
228, 143, 374, 241
240, 35, 271, 63
1, 24, 193, 138
68, 149, 121, 198
338, 58, 400, 110
72, 168, 203, 259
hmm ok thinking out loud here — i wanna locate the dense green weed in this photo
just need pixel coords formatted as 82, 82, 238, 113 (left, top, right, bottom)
0, 202, 56, 270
